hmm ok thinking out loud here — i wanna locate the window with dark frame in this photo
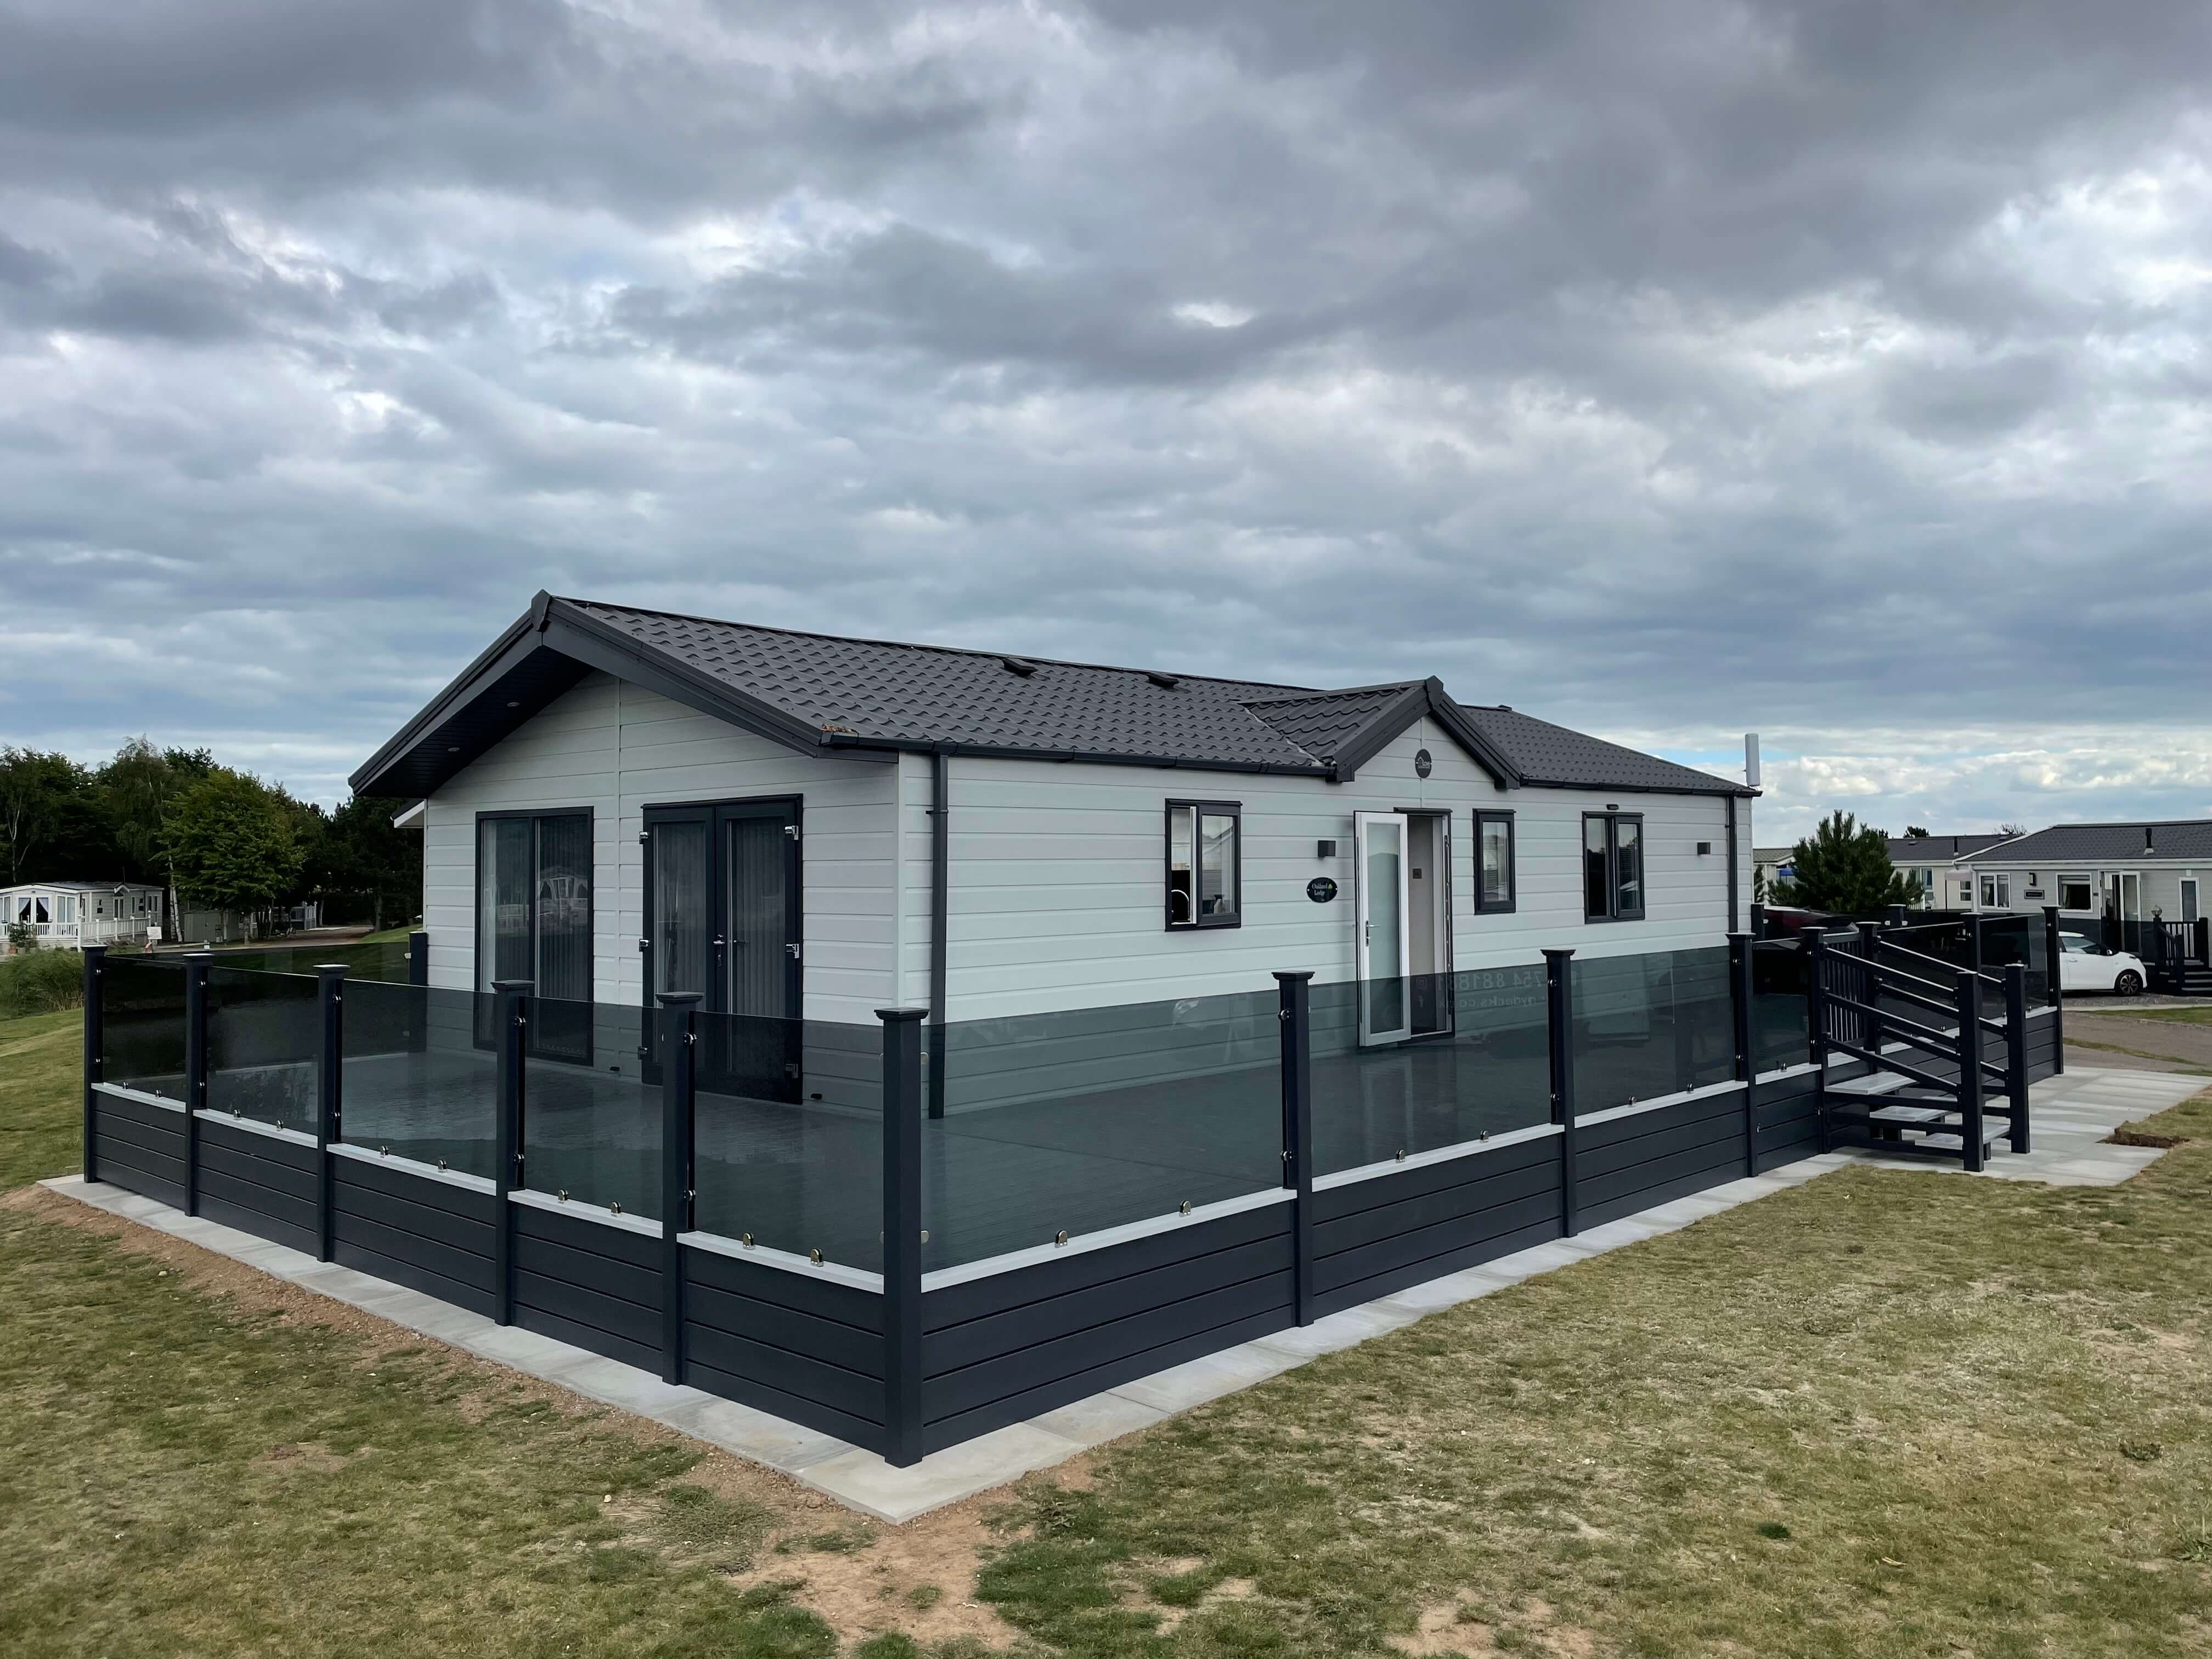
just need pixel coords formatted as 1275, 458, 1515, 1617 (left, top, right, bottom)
1166, 800, 1241, 929
2060, 876, 2094, 911
1475, 810, 1516, 913
1582, 811, 1645, 922
475, 811, 594, 1057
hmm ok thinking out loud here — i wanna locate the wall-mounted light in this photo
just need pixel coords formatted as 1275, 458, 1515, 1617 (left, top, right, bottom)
1317, 839, 1338, 859
1697, 841, 1713, 856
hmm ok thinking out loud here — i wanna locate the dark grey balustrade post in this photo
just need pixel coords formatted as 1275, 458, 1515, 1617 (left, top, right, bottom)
82, 946, 105, 1184
408, 929, 429, 986
1955, 969, 1985, 1174
492, 979, 532, 1326
2042, 906, 2065, 1076
879, 1007, 927, 1468
2002, 963, 2030, 1155
316, 964, 348, 1262
1544, 949, 1578, 1237
184, 950, 212, 1216
1274, 970, 1315, 1328
1729, 933, 1756, 1176
1856, 922, 1886, 1059
657, 991, 701, 1387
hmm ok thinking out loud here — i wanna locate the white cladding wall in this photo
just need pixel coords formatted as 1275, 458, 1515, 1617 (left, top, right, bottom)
918, 715, 1748, 1022
1968, 863, 2205, 924
422, 673, 900, 1022
428, 689, 1751, 1025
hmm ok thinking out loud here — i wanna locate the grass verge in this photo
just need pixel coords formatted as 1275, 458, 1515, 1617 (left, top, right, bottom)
8, 1007, 2212, 1655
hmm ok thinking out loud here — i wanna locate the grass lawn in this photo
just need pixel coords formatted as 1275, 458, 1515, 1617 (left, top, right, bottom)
2081, 1005, 2212, 1025
6, 1009, 2212, 1657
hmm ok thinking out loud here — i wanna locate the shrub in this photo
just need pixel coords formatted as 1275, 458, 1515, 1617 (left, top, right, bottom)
0, 947, 86, 1017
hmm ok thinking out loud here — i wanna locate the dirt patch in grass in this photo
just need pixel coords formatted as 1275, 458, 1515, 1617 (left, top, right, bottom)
2109, 1127, 2191, 1149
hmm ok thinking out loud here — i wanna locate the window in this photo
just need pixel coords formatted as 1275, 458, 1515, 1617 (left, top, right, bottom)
1475, 811, 1516, 913
1980, 873, 2010, 909
1166, 801, 1240, 929
53, 894, 75, 927
476, 811, 594, 1008
2061, 877, 2094, 912
1583, 812, 1645, 922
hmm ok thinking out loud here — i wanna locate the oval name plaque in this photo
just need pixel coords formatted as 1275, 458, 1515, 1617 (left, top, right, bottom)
1414, 747, 1434, 779
1306, 876, 1339, 904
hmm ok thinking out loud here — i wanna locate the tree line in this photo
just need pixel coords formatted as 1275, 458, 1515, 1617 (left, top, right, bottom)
0, 738, 419, 934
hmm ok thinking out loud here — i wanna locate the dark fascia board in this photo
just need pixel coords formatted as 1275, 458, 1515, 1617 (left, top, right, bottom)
348, 593, 886, 797
535, 602, 877, 760
348, 603, 551, 794
1326, 680, 1521, 789
1516, 774, 1759, 800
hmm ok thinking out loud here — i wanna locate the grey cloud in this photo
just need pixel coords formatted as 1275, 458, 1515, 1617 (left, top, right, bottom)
1, 1, 2208, 833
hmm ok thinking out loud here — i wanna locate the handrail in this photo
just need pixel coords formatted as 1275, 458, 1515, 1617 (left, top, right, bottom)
1820, 992, 1960, 1057
1875, 936, 2005, 991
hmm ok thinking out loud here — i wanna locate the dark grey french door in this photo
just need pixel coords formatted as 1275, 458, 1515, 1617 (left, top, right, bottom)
642, 798, 802, 1099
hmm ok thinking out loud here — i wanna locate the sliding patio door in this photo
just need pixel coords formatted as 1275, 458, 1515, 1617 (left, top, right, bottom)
642, 799, 802, 1099
1356, 810, 1412, 1045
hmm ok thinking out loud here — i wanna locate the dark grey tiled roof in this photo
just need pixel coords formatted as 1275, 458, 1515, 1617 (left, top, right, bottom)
1453, 704, 1750, 797
574, 601, 1328, 769
1886, 834, 2010, 864
1962, 821, 2212, 864
572, 600, 1752, 794
1243, 685, 1419, 765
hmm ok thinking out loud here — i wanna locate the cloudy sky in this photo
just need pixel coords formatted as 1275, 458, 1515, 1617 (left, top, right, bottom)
3, 1, 2209, 842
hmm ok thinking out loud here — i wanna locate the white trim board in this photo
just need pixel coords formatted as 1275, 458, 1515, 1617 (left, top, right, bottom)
679, 1229, 883, 1294
921, 1187, 1295, 1291
91, 1081, 185, 1114
328, 1140, 497, 1194
510, 1186, 664, 1239
1313, 1121, 1561, 1193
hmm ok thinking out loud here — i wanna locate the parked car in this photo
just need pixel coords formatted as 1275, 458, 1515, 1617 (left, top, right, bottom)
2059, 930, 2146, 996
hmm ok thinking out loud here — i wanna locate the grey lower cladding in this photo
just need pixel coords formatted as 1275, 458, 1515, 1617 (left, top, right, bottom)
85, 1070, 1862, 1462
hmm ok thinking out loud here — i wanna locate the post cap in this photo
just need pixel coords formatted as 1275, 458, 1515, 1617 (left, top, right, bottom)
490, 978, 534, 994
1540, 946, 1576, 960
315, 962, 352, 977
655, 990, 704, 1007
1272, 969, 1316, 983
874, 1007, 929, 1023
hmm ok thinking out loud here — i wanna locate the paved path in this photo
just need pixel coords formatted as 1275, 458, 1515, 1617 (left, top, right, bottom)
42, 1065, 2205, 1525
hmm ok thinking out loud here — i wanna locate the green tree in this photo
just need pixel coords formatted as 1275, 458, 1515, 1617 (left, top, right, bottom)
1772, 810, 1914, 913
0, 748, 111, 885
161, 770, 304, 919
319, 794, 421, 929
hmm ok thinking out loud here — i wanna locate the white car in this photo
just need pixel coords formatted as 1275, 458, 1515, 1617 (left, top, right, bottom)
2059, 930, 2147, 996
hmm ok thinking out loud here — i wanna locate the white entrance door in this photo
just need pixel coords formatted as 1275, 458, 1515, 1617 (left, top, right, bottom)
1356, 811, 1412, 1045
2121, 871, 2142, 922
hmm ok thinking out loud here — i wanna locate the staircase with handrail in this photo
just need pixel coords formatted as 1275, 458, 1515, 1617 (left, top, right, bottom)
1807, 921, 2032, 1171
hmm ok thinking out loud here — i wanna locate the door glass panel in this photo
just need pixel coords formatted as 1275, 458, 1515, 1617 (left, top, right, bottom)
652, 820, 710, 1000
1364, 821, 1404, 1037
726, 815, 789, 1018
2183, 882, 2199, 926
534, 816, 592, 1002
1480, 817, 1512, 906
478, 817, 533, 990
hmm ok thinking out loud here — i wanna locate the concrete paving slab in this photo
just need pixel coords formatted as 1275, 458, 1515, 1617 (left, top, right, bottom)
1573, 1216, 1671, 1251
456, 1325, 597, 1376
1487, 1239, 1605, 1279
1028, 1392, 1171, 1449
657, 1395, 856, 1469
1111, 1344, 1304, 1414
797, 1424, 1082, 1525
1251, 1304, 1413, 1359
554, 1357, 701, 1417
1372, 1266, 1517, 1314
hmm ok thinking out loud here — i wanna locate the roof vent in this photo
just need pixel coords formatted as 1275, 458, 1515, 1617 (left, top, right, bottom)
1146, 670, 1181, 690
1000, 656, 1039, 678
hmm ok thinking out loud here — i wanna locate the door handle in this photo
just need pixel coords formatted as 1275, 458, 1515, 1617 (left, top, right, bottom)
785, 943, 802, 959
